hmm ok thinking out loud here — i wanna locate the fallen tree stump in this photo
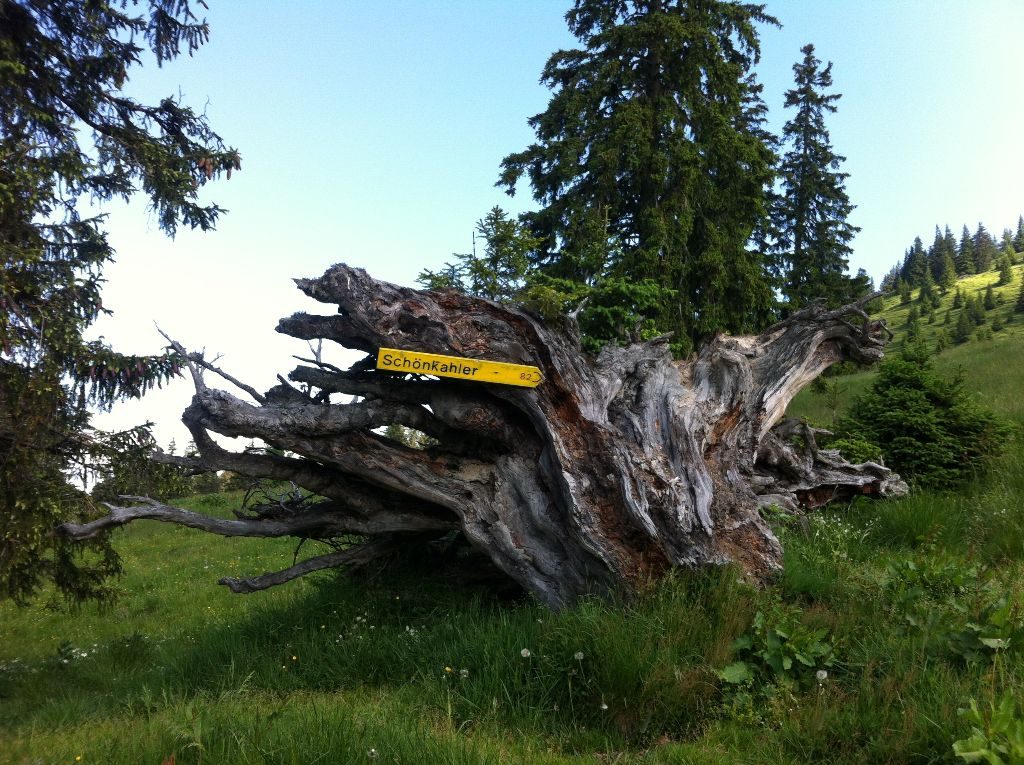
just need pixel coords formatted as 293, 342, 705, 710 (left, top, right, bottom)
60, 264, 906, 608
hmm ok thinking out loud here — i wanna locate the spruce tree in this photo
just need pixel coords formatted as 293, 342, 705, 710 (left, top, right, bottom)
957, 225, 976, 275
899, 280, 913, 304
998, 256, 1014, 286
499, 0, 780, 354
952, 287, 964, 309
418, 207, 541, 301
901, 237, 929, 287
880, 266, 901, 292
0, 0, 238, 603
954, 308, 973, 343
1015, 215, 1024, 253
943, 226, 959, 281
772, 43, 862, 310
984, 284, 997, 310
973, 222, 997, 272
931, 225, 958, 287
838, 338, 1009, 487
1016, 279, 1024, 313
917, 271, 938, 307
967, 294, 987, 325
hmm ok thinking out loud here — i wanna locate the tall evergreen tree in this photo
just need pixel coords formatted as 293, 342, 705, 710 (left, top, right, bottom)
772, 44, 863, 310
0, 1, 238, 602
499, 0, 779, 354
973, 222, 997, 272
957, 225, 976, 275
1015, 215, 1024, 253
929, 225, 957, 287
418, 207, 541, 302
879, 264, 901, 293
900, 236, 928, 286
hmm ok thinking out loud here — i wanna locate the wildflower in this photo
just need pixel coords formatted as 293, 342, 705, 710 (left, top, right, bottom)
292, 655, 298, 661
816, 669, 828, 682
600, 702, 609, 711
460, 668, 469, 679
367, 748, 378, 759
574, 651, 584, 661
444, 666, 453, 673
520, 648, 531, 658
75, 757, 82, 762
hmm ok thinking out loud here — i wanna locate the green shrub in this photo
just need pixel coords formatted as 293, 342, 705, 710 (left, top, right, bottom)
836, 339, 1011, 487
827, 435, 882, 464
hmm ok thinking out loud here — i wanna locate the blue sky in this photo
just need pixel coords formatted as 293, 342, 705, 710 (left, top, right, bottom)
91, 0, 1024, 445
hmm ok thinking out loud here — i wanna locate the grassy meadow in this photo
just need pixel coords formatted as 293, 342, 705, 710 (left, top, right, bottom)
3, 269, 1024, 764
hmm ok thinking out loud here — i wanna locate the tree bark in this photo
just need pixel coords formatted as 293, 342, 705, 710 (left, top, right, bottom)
59, 264, 906, 609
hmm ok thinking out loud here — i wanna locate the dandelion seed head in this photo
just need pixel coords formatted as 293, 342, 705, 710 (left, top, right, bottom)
520, 648, 531, 658
574, 651, 584, 661
816, 669, 828, 681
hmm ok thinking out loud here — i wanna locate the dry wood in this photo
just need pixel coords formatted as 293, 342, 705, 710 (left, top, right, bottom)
59, 265, 906, 608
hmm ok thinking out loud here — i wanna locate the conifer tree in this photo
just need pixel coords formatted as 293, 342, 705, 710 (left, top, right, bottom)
998, 256, 1014, 286
954, 308, 973, 344
772, 43, 862, 310
1015, 215, 1024, 253
899, 280, 913, 304
930, 225, 957, 287
952, 288, 964, 309
943, 226, 959, 275
901, 237, 928, 287
973, 222, 997, 272
957, 225, 976, 275
1016, 279, 1024, 313
1001, 228, 1014, 253
880, 267, 901, 294
967, 294, 987, 325
1002, 237, 1017, 264
905, 315, 923, 344
838, 338, 1008, 487
418, 207, 541, 301
499, 0, 780, 354
984, 284, 997, 310
917, 271, 939, 308
0, 0, 238, 603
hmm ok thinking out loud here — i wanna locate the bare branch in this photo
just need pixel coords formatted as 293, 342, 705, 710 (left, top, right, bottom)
193, 355, 266, 404
57, 495, 456, 542
218, 537, 400, 593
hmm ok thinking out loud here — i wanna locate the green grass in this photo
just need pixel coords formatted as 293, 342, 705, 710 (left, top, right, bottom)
3, 268, 1024, 764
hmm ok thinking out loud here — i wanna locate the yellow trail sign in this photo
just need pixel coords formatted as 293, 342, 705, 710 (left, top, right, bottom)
376, 347, 543, 388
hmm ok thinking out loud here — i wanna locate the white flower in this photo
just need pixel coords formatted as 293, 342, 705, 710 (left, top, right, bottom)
367, 748, 378, 759
574, 651, 584, 661
460, 668, 469, 679
600, 701, 609, 711
816, 669, 828, 681
520, 648, 531, 658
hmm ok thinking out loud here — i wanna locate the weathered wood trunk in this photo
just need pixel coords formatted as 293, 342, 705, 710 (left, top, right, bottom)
60, 264, 906, 608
